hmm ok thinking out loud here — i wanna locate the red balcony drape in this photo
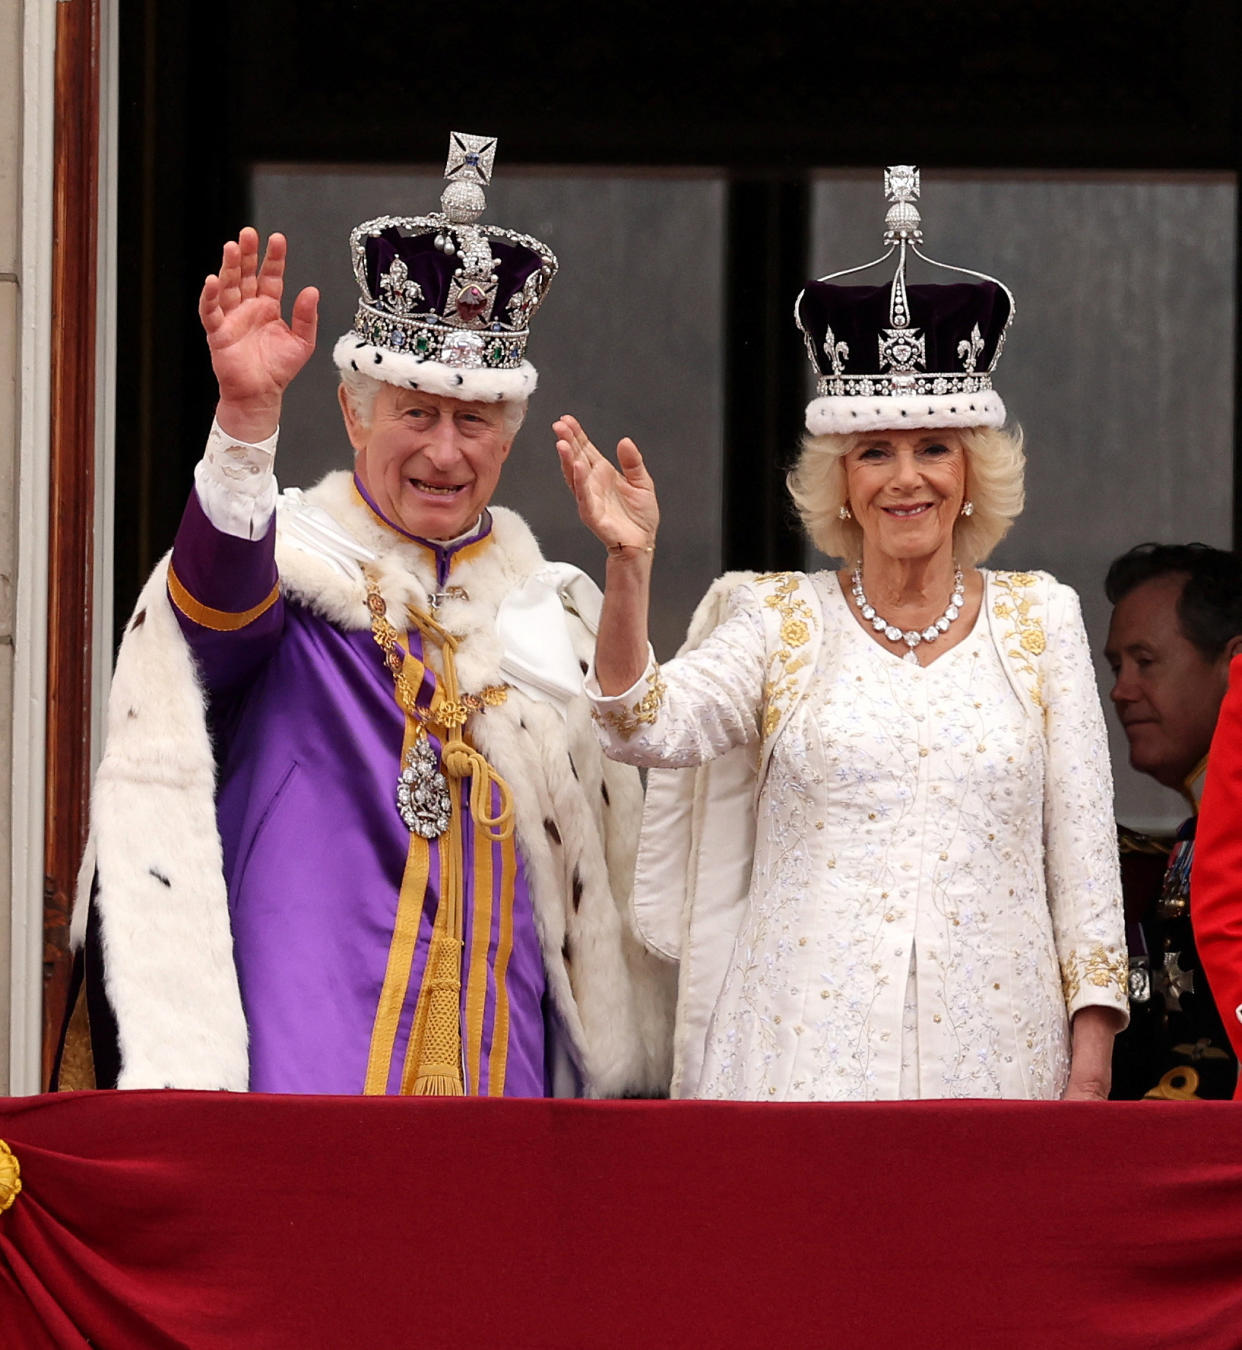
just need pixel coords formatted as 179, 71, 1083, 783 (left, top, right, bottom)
2, 1092, 1241, 1349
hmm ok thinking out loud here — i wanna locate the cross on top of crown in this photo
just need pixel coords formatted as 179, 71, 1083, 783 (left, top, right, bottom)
445, 132, 497, 188
885, 166, 920, 204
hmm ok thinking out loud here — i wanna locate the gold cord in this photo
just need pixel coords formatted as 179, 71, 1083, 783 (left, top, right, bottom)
403, 606, 516, 844
364, 571, 517, 1095
366, 574, 515, 842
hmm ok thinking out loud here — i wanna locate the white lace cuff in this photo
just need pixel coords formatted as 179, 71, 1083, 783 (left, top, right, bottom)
194, 418, 280, 540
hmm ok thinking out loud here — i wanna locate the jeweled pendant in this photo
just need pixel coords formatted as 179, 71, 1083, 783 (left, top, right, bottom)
902, 650, 920, 666
396, 737, 452, 838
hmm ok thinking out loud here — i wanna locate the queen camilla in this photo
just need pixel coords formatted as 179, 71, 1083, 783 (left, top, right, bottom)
556, 166, 1128, 1102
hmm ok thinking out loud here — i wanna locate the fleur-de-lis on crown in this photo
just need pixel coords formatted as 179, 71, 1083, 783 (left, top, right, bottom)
822, 325, 849, 376
379, 258, 423, 315
506, 271, 545, 329
957, 323, 985, 374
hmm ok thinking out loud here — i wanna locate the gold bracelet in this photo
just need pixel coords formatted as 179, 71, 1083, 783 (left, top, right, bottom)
607, 541, 656, 557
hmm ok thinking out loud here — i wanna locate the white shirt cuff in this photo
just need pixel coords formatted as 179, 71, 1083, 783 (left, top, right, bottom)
194, 417, 280, 540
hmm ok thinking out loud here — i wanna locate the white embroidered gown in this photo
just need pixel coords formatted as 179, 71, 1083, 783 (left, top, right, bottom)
591, 571, 1127, 1101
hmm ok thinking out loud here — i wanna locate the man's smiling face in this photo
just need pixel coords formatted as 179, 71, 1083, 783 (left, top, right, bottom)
342, 384, 513, 539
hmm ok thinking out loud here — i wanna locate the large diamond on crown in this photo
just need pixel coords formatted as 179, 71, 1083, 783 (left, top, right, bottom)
884, 165, 920, 202
441, 331, 487, 368
878, 327, 926, 374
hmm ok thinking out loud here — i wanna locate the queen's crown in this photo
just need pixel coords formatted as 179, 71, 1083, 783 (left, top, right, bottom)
796, 166, 1015, 404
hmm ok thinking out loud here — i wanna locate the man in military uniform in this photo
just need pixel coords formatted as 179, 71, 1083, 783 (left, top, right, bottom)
1104, 543, 1242, 1099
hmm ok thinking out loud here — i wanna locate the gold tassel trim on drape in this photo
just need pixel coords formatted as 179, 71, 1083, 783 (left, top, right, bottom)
0, 1140, 21, 1214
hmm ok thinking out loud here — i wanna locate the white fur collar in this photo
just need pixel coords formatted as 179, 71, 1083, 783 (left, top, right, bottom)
277, 471, 576, 700
277, 471, 543, 625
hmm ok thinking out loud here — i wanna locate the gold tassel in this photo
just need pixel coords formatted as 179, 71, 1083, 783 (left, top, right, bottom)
367, 574, 518, 1096
409, 803, 465, 1095
407, 631, 514, 1092
410, 937, 466, 1096
411, 606, 515, 844
402, 928, 466, 1096
404, 717, 467, 1096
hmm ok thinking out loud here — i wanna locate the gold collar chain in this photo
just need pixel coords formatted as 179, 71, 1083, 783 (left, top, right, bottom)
365, 570, 515, 846
364, 573, 507, 730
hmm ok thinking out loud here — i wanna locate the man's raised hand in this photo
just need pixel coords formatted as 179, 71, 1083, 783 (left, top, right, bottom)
199, 228, 319, 442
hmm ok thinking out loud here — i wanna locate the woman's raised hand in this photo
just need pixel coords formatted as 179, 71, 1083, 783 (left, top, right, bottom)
199, 228, 319, 441
554, 415, 659, 557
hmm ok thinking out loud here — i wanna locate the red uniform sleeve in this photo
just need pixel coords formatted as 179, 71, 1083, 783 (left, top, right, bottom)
1191, 652, 1242, 1099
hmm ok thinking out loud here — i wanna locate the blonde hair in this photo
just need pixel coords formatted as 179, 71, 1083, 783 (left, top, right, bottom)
786, 424, 1025, 566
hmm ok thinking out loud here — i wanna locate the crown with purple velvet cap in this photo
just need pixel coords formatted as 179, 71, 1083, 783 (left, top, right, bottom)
332, 131, 558, 404
796, 166, 1015, 435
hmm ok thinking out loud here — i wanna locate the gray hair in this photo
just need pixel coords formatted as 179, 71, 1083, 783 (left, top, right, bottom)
786, 424, 1026, 567
338, 368, 528, 438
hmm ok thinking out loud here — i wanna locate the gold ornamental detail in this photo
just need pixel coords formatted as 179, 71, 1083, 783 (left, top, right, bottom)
0, 1140, 21, 1214
754, 572, 814, 741
991, 571, 1045, 712
365, 574, 507, 728
1062, 944, 1128, 1006
593, 667, 667, 742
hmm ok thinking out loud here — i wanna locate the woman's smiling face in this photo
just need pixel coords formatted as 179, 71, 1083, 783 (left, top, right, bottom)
843, 430, 968, 564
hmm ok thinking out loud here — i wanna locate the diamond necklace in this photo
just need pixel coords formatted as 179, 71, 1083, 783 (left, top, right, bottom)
850, 562, 965, 666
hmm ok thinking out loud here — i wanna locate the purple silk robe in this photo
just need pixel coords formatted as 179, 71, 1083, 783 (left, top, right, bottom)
168, 487, 548, 1095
